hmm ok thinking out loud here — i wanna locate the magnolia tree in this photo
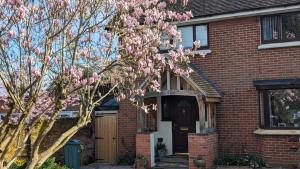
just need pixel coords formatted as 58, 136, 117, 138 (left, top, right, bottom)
0, 0, 199, 168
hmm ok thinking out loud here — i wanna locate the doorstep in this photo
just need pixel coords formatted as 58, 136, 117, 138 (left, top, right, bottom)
81, 163, 133, 169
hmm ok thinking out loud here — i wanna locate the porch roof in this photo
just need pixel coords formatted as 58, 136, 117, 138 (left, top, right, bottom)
143, 64, 222, 101
188, 64, 223, 99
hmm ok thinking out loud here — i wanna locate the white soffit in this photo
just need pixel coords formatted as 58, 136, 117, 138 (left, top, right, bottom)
176, 5, 300, 26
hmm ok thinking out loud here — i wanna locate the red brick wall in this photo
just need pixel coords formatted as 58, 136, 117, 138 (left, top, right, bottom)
192, 16, 300, 166
259, 135, 300, 168
118, 99, 138, 155
42, 119, 94, 165
188, 133, 218, 169
136, 133, 151, 169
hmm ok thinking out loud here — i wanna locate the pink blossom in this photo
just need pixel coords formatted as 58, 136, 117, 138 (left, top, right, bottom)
92, 72, 98, 80
80, 51, 86, 58
104, 32, 111, 40
92, 26, 97, 33
158, 2, 167, 9
89, 77, 95, 84
8, 30, 15, 38
133, 7, 143, 17
8, 0, 17, 5
194, 40, 201, 49
45, 55, 51, 63
168, 25, 177, 36
28, 56, 34, 64
81, 79, 87, 85
54, 57, 58, 64
169, 0, 177, 4
18, 5, 26, 20
182, 0, 189, 7
32, 69, 40, 78
186, 11, 193, 18
53, 19, 60, 27
34, 48, 42, 55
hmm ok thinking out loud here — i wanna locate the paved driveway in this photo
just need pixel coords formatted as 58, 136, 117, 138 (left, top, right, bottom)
81, 163, 132, 169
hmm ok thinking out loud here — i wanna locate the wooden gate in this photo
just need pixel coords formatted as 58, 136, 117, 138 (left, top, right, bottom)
95, 114, 117, 163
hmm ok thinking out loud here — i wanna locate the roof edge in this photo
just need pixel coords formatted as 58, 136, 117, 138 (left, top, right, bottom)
176, 4, 300, 26
189, 63, 224, 97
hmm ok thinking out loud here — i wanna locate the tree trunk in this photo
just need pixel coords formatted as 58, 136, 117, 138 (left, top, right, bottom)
27, 158, 38, 169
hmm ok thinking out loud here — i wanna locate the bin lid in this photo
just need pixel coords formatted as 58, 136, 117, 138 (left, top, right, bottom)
67, 139, 80, 145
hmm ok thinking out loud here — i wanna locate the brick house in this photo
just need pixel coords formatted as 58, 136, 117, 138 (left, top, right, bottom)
4, 0, 300, 169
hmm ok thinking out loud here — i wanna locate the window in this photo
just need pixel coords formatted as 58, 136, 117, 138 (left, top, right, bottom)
259, 88, 300, 129
178, 24, 208, 49
261, 12, 300, 43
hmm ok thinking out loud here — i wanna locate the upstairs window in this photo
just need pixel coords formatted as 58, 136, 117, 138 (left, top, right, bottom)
178, 24, 208, 49
261, 12, 300, 43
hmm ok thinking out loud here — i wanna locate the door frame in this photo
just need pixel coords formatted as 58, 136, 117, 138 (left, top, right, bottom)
94, 111, 118, 163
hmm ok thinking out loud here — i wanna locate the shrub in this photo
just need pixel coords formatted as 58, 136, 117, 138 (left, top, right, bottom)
38, 158, 68, 169
216, 154, 265, 169
134, 155, 147, 169
117, 152, 136, 165
9, 158, 68, 169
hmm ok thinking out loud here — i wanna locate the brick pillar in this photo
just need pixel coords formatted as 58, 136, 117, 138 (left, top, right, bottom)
136, 133, 151, 169
188, 132, 218, 169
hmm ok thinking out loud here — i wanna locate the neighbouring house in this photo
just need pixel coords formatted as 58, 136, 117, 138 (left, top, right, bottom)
3, 1, 300, 169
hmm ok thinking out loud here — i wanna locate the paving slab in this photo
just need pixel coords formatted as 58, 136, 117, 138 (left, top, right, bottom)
216, 166, 290, 169
81, 163, 132, 169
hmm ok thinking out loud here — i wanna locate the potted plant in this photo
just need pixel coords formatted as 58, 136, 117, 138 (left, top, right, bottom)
193, 156, 206, 168
134, 155, 147, 169
156, 142, 167, 160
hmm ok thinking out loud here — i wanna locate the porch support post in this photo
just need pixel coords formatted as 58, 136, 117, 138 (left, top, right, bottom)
177, 76, 180, 90
158, 76, 162, 91
137, 98, 145, 133
167, 69, 170, 90
196, 95, 206, 134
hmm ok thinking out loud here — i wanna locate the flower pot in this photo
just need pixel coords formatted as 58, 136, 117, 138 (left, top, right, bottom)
193, 159, 206, 168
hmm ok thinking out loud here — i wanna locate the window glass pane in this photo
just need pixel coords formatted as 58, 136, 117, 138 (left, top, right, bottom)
160, 32, 170, 51
282, 13, 300, 41
269, 89, 300, 128
195, 25, 208, 47
262, 16, 281, 41
178, 26, 193, 48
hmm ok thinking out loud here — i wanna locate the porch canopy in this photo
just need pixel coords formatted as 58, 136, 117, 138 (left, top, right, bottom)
137, 63, 222, 135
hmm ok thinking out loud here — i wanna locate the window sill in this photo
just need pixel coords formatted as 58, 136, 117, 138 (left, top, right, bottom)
160, 49, 212, 55
254, 129, 300, 135
258, 41, 300, 50
193, 49, 212, 55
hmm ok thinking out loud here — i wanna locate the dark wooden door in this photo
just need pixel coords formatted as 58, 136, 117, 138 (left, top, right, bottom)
172, 97, 197, 153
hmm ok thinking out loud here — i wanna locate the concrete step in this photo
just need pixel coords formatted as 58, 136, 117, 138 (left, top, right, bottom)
159, 156, 188, 164
155, 162, 188, 168
153, 155, 188, 169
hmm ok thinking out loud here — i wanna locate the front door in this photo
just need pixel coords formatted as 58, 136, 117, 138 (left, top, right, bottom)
95, 114, 117, 163
172, 96, 198, 153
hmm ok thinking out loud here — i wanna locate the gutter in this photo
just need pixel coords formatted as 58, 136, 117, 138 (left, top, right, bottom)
176, 4, 300, 26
